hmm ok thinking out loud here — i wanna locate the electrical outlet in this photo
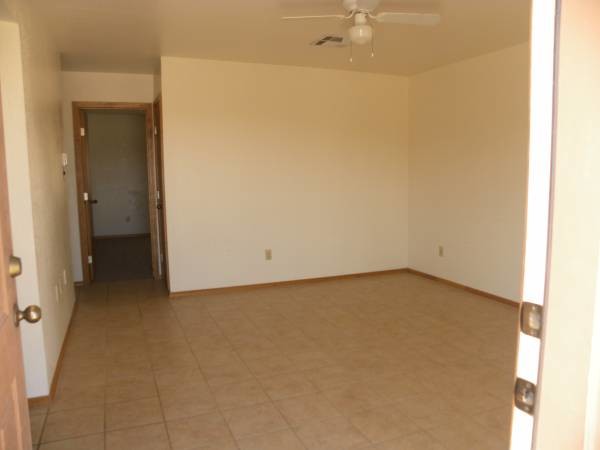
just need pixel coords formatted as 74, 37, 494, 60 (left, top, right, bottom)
438, 245, 444, 257
265, 249, 272, 261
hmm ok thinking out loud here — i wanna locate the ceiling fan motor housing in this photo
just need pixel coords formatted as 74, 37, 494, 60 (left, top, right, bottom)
342, 0, 381, 13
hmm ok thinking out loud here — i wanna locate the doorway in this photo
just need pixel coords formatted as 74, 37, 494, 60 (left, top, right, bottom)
72, 102, 160, 283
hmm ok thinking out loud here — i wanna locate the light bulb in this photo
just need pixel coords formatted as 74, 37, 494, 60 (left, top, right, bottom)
348, 24, 373, 45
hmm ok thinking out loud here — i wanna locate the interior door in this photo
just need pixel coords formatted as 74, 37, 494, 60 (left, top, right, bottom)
509, 0, 558, 448
0, 90, 32, 450
153, 97, 169, 287
74, 108, 95, 282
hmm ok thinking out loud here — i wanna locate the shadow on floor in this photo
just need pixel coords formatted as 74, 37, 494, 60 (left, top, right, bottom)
93, 234, 152, 282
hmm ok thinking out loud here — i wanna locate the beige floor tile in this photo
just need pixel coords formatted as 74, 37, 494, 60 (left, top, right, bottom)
287, 351, 334, 371
106, 360, 153, 385
41, 406, 104, 443
304, 365, 356, 390
322, 383, 387, 415
349, 406, 420, 443
223, 402, 289, 439
202, 361, 255, 387
154, 366, 206, 390
393, 392, 459, 430
366, 432, 446, 450
442, 385, 507, 415
212, 378, 270, 409
294, 416, 370, 450
412, 410, 462, 431
275, 393, 341, 427
105, 397, 163, 431
105, 423, 170, 450
167, 412, 237, 450
187, 333, 232, 352
151, 350, 198, 371
159, 382, 218, 421
473, 403, 512, 427
148, 339, 191, 356
237, 429, 306, 450
427, 416, 499, 450
260, 372, 318, 401
49, 274, 517, 447
105, 378, 158, 403
50, 384, 105, 412
39, 433, 104, 450
244, 354, 295, 377
366, 374, 425, 402
56, 366, 107, 390
194, 349, 244, 370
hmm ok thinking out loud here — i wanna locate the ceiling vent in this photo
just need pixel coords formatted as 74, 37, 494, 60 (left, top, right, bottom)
310, 35, 349, 47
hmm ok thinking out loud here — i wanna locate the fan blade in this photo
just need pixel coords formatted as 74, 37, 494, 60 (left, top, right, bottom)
282, 14, 349, 20
372, 12, 441, 25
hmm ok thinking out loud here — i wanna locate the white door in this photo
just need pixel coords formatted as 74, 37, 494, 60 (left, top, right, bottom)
511, 0, 600, 448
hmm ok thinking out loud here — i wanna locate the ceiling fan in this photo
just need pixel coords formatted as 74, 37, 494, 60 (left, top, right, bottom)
282, 0, 440, 50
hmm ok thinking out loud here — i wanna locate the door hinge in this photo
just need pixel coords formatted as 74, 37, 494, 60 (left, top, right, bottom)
514, 377, 536, 415
87, 255, 93, 264
520, 302, 543, 338
80, 127, 86, 137
83, 192, 89, 202
154, 126, 158, 136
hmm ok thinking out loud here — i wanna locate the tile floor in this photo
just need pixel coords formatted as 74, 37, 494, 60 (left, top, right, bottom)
30, 272, 518, 450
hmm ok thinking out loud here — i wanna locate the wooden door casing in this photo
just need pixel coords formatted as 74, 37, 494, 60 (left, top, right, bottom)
153, 96, 170, 289
72, 102, 158, 283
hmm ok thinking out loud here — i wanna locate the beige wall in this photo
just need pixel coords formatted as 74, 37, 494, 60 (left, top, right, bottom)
161, 57, 410, 293
408, 44, 530, 301
86, 111, 149, 237
0, 20, 48, 398
3, 0, 76, 396
61, 71, 154, 281
153, 71, 161, 98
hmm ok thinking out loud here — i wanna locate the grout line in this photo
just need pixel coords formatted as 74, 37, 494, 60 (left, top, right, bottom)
203, 296, 337, 450
54, 275, 514, 449
39, 431, 106, 446
201, 304, 259, 449
138, 287, 174, 450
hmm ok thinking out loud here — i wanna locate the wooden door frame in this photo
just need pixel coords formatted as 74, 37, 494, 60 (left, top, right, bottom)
72, 101, 159, 284
153, 95, 170, 291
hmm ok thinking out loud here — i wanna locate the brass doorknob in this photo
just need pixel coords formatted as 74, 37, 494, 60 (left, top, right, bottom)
8, 256, 22, 277
15, 304, 42, 326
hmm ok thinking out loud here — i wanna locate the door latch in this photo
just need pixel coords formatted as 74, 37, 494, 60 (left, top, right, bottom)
514, 377, 536, 415
520, 302, 543, 338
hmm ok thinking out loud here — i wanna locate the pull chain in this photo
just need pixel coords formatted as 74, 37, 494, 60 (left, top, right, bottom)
371, 36, 375, 58
349, 41, 354, 63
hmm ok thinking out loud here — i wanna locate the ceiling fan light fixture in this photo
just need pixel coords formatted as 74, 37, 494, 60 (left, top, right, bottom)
348, 24, 372, 45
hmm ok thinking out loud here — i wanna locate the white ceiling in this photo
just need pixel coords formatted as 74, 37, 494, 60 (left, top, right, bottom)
31, 0, 530, 76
